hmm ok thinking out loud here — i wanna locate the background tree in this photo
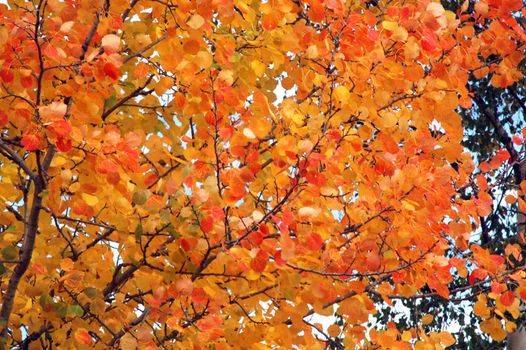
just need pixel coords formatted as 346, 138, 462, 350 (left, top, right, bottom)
360, 1, 526, 349
0, 0, 525, 349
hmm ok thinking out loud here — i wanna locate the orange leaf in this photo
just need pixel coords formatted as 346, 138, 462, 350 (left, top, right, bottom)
183, 39, 200, 55
480, 317, 507, 341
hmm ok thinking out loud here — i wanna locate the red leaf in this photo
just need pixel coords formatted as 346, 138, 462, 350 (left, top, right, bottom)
469, 268, 488, 285
490, 254, 505, 266
0, 69, 13, 83
249, 231, 263, 245
421, 32, 438, 51
109, 15, 123, 30
191, 287, 208, 304
184, 175, 193, 188
366, 252, 381, 271
500, 291, 515, 306
449, 257, 464, 268
47, 119, 72, 137
180, 237, 196, 252
103, 62, 120, 80
107, 172, 120, 185
494, 149, 510, 164
144, 172, 158, 187
197, 314, 222, 331
250, 249, 269, 272
21, 76, 34, 88
56, 137, 72, 152
305, 233, 324, 250
491, 282, 504, 294
71, 202, 93, 217
391, 270, 406, 283
273, 250, 286, 267
200, 215, 214, 233
0, 111, 8, 126
22, 133, 41, 151
512, 135, 523, 145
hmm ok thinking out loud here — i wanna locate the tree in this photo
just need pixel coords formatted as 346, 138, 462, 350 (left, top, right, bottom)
360, 1, 526, 348
0, 0, 524, 349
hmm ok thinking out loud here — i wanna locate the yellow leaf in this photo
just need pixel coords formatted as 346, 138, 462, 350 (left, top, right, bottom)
334, 85, 350, 103
401, 199, 418, 211
195, 51, 212, 69
50, 156, 67, 167
251, 60, 266, 77
401, 330, 412, 342
392, 26, 408, 41
292, 113, 305, 126
187, 14, 205, 29
3, 233, 18, 242
421, 314, 434, 325
60, 258, 74, 271
474, 295, 490, 318
382, 21, 398, 31
82, 193, 99, 206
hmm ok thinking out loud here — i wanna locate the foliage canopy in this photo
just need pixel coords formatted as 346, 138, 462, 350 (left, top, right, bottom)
0, 0, 525, 348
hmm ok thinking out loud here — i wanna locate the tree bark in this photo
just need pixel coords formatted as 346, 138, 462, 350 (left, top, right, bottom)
0, 146, 55, 337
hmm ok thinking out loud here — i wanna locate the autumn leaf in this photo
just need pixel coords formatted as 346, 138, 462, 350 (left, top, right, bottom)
74, 328, 92, 345
101, 34, 121, 53
480, 317, 507, 341
21, 133, 41, 151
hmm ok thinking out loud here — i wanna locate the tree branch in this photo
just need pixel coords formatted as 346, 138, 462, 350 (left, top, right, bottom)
0, 145, 56, 337
0, 139, 37, 181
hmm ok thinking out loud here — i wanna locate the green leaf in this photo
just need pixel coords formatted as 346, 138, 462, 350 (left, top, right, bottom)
135, 224, 143, 242
83, 287, 100, 299
67, 304, 84, 317
39, 294, 55, 312
1, 246, 17, 261
55, 302, 67, 317
132, 190, 149, 205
